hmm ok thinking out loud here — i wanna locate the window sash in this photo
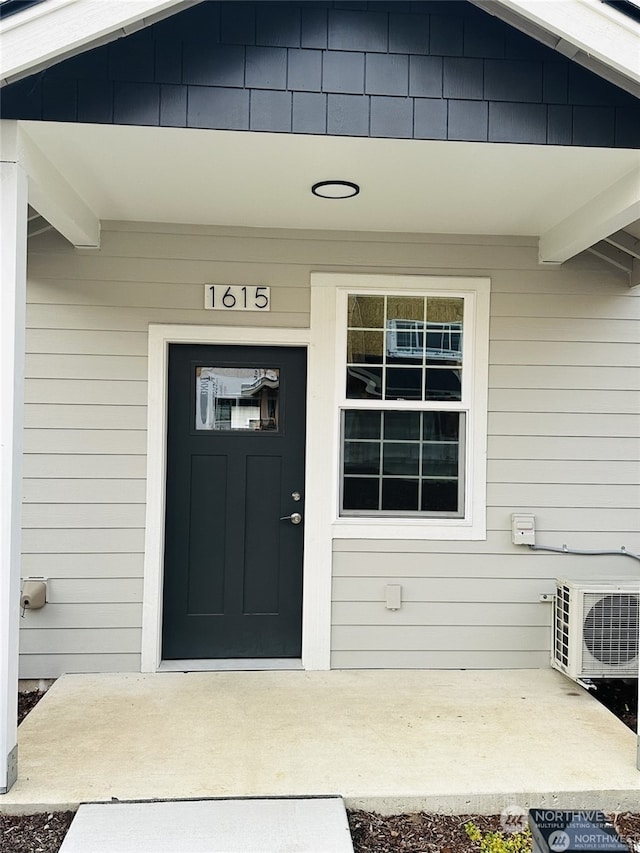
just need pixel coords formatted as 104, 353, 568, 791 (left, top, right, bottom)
345, 294, 464, 404
339, 290, 469, 518
340, 409, 466, 517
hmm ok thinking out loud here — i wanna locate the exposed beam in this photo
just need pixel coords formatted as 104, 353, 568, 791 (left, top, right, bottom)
539, 168, 640, 263
605, 229, 640, 260
587, 241, 634, 273
0, 0, 201, 87
27, 220, 53, 239
0, 123, 100, 248
631, 259, 640, 289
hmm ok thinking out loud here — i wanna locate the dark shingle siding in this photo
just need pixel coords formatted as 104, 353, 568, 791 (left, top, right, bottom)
1, 0, 638, 148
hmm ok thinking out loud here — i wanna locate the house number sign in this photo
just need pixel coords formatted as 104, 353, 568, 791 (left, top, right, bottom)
204, 285, 270, 312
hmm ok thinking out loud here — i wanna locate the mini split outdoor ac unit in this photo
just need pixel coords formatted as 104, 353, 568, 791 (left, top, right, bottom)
552, 578, 640, 681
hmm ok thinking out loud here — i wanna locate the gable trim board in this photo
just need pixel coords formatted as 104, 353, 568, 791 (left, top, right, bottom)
472, 0, 640, 97
0, 0, 200, 87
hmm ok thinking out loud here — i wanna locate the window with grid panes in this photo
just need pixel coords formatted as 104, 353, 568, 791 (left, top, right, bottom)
341, 294, 466, 516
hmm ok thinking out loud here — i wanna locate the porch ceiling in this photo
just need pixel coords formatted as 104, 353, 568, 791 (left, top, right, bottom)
16, 119, 640, 268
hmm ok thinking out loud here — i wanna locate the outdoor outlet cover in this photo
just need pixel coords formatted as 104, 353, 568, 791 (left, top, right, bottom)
385, 584, 402, 610
511, 513, 535, 546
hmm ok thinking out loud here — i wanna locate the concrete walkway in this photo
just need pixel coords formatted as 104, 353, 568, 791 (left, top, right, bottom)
59, 798, 354, 853
1, 669, 638, 815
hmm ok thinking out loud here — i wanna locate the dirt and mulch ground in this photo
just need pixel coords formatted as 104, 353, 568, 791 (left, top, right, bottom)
0, 811, 75, 853
592, 678, 638, 732
348, 811, 640, 853
16, 692, 46, 727
2, 809, 640, 853
2, 682, 639, 853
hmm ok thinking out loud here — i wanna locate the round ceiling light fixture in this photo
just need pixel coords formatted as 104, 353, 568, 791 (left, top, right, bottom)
311, 180, 360, 199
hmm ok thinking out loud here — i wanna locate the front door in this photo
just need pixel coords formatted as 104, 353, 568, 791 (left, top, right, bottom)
162, 344, 306, 660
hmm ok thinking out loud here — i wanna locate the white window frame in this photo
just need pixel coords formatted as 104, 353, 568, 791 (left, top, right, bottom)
311, 273, 490, 541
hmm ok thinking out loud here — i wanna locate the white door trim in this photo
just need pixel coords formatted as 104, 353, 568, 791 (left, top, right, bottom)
141, 323, 331, 672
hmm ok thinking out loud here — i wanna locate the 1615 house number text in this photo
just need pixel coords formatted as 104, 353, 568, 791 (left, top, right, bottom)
204, 285, 270, 311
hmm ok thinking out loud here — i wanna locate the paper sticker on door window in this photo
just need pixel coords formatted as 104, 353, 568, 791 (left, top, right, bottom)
196, 367, 280, 431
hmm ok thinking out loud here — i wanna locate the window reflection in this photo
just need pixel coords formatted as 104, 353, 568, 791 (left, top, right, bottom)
346, 366, 383, 399
196, 367, 279, 431
346, 295, 463, 401
348, 295, 384, 328
347, 330, 384, 364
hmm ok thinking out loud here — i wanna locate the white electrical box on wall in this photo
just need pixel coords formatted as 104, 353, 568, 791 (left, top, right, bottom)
511, 513, 535, 546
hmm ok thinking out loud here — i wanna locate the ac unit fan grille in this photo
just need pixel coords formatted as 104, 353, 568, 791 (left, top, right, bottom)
582, 592, 639, 671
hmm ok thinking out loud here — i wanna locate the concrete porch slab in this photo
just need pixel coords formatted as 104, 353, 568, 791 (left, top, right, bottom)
1, 669, 638, 815
58, 798, 354, 853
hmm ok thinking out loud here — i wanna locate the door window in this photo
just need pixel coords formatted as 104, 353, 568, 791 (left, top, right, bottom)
195, 366, 280, 431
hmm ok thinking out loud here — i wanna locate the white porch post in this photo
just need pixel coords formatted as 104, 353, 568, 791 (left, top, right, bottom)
0, 159, 27, 793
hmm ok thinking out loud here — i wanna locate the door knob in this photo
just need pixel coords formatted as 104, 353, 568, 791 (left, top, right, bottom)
280, 512, 302, 525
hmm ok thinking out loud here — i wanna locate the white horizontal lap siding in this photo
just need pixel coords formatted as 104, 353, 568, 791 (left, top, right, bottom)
22, 225, 639, 673
23, 479, 146, 503
21, 552, 142, 577
22, 224, 314, 678
18, 248, 145, 674
18, 655, 141, 678
330, 651, 551, 668
329, 250, 639, 669
24, 405, 147, 430
22, 528, 145, 552
331, 550, 638, 578
331, 625, 549, 652
332, 601, 551, 626
22, 454, 147, 478
489, 459, 640, 485
487, 288, 640, 552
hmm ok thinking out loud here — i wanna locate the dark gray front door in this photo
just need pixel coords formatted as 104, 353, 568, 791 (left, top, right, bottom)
162, 344, 306, 659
